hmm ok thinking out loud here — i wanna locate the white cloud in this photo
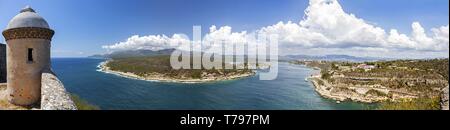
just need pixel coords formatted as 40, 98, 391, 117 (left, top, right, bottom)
102, 34, 190, 51
202, 25, 250, 53
102, 0, 449, 58
203, 25, 248, 43
257, 0, 448, 52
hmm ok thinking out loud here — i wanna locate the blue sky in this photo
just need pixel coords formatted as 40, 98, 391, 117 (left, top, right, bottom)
0, 0, 448, 58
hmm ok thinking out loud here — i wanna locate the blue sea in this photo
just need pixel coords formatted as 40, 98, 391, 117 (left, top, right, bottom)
51, 58, 370, 110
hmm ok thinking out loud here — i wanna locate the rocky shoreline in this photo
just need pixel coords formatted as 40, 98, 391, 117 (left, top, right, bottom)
442, 86, 449, 110
306, 67, 447, 108
308, 75, 398, 103
98, 60, 255, 83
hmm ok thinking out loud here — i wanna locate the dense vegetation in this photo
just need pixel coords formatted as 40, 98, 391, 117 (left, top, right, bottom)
339, 59, 448, 93
377, 97, 441, 110
71, 94, 100, 110
377, 59, 448, 80
106, 55, 253, 79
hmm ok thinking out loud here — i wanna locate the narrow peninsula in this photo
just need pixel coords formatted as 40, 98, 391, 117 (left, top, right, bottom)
98, 55, 256, 83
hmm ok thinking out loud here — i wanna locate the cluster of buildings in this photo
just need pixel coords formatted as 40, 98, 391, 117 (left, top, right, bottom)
334, 63, 376, 72
355, 64, 376, 71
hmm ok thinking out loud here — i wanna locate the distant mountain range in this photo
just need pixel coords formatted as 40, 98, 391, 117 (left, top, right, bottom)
280, 54, 387, 62
89, 49, 386, 62
88, 49, 176, 59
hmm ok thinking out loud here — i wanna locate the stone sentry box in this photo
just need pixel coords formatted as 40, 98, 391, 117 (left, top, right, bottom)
1, 6, 76, 110
2, 6, 54, 106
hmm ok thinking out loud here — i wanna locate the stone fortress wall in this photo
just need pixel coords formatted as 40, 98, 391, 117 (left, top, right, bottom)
41, 70, 77, 110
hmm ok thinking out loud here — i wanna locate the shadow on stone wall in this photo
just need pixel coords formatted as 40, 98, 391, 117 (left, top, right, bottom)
0, 43, 5, 83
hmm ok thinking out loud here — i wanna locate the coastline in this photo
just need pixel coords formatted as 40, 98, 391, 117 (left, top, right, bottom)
97, 60, 256, 84
308, 75, 391, 103
301, 64, 413, 103
293, 60, 449, 110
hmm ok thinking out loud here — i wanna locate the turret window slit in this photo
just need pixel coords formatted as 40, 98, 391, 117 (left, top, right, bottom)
28, 48, 33, 62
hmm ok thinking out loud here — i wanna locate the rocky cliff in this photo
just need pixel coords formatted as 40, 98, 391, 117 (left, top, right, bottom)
442, 86, 449, 110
